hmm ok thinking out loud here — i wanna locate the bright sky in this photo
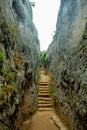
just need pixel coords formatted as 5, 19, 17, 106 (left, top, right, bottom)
32, 0, 60, 51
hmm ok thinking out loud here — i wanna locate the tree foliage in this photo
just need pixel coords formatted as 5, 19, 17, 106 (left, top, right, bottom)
40, 51, 46, 66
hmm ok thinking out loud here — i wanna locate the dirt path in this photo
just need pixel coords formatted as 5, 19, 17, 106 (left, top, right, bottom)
20, 69, 68, 130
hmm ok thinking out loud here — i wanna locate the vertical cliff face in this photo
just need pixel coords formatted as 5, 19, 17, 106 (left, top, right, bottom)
0, 0, 40, 129
46, 0, 87, 130
56, 0, 87, 47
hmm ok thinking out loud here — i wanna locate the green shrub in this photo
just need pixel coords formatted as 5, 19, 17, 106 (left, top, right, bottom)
40, 51, 46, 66
12, 82, 18, 88
9, 26, 17, 44
8, 71, 15, 80
1, 66, 7, 74
0, 51, 6, 61
9, 26, 16, 35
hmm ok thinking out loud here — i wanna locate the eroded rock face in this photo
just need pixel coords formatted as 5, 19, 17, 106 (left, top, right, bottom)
0, 0, 40, 129
46, 0, 87, 130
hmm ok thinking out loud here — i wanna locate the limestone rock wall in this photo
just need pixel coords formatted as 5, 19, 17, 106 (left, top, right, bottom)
0, 0, 40, 129
46, 0, 87, 130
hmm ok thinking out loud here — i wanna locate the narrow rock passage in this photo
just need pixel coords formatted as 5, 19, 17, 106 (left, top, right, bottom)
20, 69, 68, 130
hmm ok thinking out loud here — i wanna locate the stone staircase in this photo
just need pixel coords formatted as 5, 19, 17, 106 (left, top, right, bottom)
38, 71, 52, 111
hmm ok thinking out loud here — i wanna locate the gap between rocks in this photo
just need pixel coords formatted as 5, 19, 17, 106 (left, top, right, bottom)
20, 69, 69, 130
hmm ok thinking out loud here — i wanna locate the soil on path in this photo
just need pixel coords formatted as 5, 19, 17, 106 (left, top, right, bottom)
20, 69, 68, 130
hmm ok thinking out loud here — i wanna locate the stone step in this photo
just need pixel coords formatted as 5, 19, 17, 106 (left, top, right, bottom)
39, 87, 49, 89
38, 90, 49, 93
40, 70, 45, 74
39, 90, 49, 92
39, 83, 48, 86
38, 103, 52, 107
39, 81, 48, 83
38, 97, 51, 101
38, 91, 49, 95
38, 100, 51, 104
39, 88, 49, 91
38, 93, 50, 97
39, 82, 48, 84
39, 86, 49, 89
38, 107, 53, 111
39, 85, 49, 87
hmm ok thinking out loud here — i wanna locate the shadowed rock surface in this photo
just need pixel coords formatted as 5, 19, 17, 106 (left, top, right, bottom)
0, 0, 40, 129
46, 0, 87, 130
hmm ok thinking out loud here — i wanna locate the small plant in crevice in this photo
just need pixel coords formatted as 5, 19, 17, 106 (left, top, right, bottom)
8, 25, 17, 44
0, 51, 6, 61
14, 55, 23, 72
0, 84, 16, 101
8, 71, 15, 80
0, 51, 6, 73
0, 12, 17, 46
9, 26, 16, 35
3, 70, 15, 85
1, 66, 7, 74
11, 82, 18, 88
67, 86, 72, 94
